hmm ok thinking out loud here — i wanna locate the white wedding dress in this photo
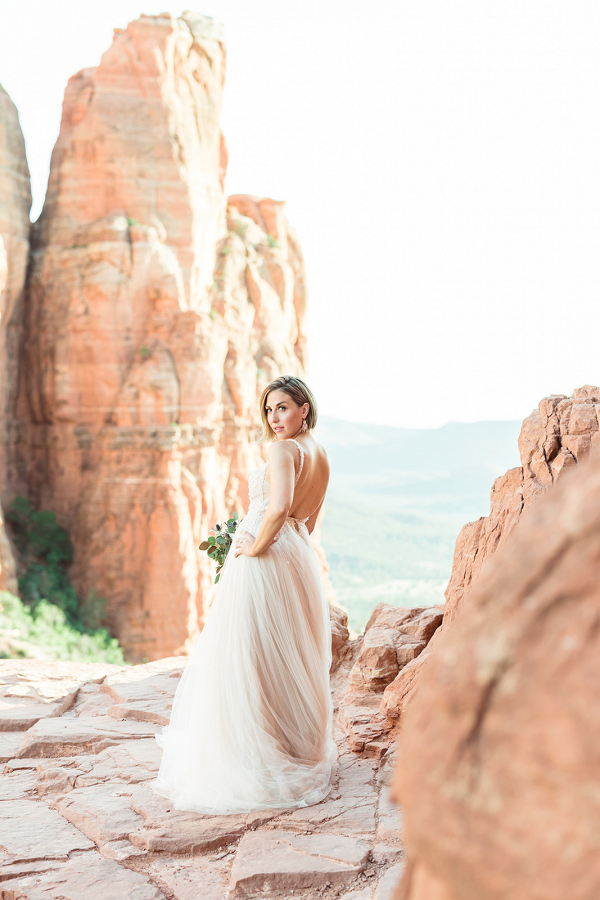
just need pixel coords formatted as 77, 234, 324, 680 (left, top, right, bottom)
153, 439, 337, 814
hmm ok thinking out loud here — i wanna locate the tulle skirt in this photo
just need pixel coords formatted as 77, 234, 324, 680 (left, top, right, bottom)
152, 518, 337, 814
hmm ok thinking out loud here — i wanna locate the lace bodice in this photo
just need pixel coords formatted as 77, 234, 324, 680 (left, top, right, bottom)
243, 439, 308, 537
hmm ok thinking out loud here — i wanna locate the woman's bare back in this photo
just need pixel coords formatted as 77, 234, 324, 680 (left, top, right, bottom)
266, 435, 329, 523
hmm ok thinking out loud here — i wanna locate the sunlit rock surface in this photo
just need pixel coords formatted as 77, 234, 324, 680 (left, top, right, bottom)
445, 385, 600, 622
14, 14, 309, 662
339, 604, 443, 755
380, 387, 600, 726
393, 447, 600, 900
0, 82, 30, 594
0, 648, 406, 899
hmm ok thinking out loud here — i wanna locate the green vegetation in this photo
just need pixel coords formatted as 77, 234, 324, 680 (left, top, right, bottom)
200, 513, 239, 584
139, 345, 151, 359
234, 220, 249, 237
2, 497, 125, 663
0, 592, 124, 663
316, 416, 521, 633
266, 234, 279, 248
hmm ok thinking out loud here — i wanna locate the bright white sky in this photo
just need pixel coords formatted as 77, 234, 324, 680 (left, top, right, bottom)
1, 1, 599, 427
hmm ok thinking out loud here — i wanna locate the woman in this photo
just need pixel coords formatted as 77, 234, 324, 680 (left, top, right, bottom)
152, 375, 336, 813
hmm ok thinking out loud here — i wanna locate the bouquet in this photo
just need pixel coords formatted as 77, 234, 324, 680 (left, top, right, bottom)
199, 513, 239, 583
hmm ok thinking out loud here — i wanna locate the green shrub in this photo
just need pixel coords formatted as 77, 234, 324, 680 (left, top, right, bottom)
0, 591, 125, 663
4, 497, 126, 664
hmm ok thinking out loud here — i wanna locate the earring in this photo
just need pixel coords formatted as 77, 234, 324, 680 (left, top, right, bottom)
301, 418, 308, 433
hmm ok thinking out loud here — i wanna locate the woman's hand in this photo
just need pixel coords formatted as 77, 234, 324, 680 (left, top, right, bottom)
234, 531, 256, 558
234, 530, 279, 558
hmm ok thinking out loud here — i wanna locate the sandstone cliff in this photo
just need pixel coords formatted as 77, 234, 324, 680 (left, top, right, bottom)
15, 13, 308, 661
394, 445, 600, 900
380, 386, 600, 723
444, 384, 600, 622
0, 83, 31, 593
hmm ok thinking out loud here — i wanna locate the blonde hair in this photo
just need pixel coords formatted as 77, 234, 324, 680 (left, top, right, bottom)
259, 375, 318, 441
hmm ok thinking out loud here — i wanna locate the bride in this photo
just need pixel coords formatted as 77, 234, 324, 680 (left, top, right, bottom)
153, 375, 337, 813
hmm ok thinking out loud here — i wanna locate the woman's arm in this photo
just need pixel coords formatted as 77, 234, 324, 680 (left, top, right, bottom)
234, 442, 296, 558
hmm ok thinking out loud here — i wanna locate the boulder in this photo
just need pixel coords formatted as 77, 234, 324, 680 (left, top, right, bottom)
445, 386, 600, 622
386, 388, 600, 730
394, 448, 600, 900
339, 605, 443, 753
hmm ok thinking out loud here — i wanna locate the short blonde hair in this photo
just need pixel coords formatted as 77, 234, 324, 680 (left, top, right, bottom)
259, 375, 318, 440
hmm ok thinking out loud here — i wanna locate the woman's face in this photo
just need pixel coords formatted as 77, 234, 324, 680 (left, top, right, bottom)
265, 390, 308, 439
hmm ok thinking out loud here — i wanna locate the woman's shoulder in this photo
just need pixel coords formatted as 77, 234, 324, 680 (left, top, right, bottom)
266, 440, 298, 462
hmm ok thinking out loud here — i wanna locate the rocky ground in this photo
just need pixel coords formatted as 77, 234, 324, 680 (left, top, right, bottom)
0, 617, 420, 900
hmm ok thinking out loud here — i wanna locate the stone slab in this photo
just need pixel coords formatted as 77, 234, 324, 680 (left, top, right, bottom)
0, 770, 36, 800
15, 715, 160, 758
0, 661, 122, 731
278, 754, 378, 836
52, 784, 144, 849
147, 857, 230, 900
0, 732, 28, 762
229, 830, 370, 897
64, 740, 160, 789
0, 857, 64, 882
127, 783, 282, 855
62, 683, 114, 718
0, 850, 165, 899
0, 698, 75, 732
0, 799, 94, 861
99, 663, 184, 726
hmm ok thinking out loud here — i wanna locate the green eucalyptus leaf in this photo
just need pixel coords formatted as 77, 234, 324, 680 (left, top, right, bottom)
215, 574, 220, 584
207, 536, 216, 545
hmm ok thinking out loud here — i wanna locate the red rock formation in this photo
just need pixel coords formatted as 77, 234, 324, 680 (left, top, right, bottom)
445, 385, 600, 623
393, 447, 600, 900
16, 14, 308, 662
339, 604, 443, 755
0, 83, 31, 593
381, 386, 600, 725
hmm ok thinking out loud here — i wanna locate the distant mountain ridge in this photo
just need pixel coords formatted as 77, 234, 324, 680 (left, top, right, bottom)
315, 415, 521, 631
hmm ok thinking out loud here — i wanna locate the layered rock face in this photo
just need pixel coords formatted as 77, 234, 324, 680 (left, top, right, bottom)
394, 447, 600, 900
380, 386, 600, 725
16, 14, 308, 661
0, 83, 31, 593
445, 385, 600, 622
339, 604, 443, 755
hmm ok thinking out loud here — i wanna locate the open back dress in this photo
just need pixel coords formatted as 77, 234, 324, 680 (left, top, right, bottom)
152, 439, 336, 813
